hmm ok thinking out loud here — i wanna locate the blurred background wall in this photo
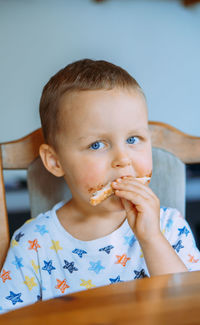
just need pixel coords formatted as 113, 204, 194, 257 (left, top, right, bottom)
0, 0, 200, 143
0, 0, 200, 245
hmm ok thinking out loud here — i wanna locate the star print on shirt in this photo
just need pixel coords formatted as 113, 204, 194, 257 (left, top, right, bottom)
6, 291, 23, 305
123, 235, 136, 247
24, 276, 37, 291
55, 279, 70, 294
11, 239, 18, 248
178, 226, 189, 237
109, 275, 123, 283
12, 256, 24, 269
99, 245, 114, 254
80, 279, 96, 289
140, 249, 144, 258
115, 254, 131, 267
34, 225, 49, 236
25, 219, 34, 224
63, 260, 78, 273
134, 269, 148, 279
37, 295, 42, 301
42, 260, 56, 275
172, 240, 184, 253
188, 254, 199, 263
166, 218, 173, 232
162, 228, 166, 235
31, 260, 39, 274
15, 232, 24, 242
88, 260, 105, 274
0, 269, 11, 283
28, 239, 41, 252
50, 240, 63, 252
72, 248, 87, 258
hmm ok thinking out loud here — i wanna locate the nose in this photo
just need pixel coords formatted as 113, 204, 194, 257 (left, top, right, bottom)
111, 150, 131, 168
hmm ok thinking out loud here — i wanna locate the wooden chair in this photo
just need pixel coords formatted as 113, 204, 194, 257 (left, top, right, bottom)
0, 121, 200, 270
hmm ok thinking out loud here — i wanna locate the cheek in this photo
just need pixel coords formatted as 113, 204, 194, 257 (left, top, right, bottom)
133, 150, 152, 177
72, 158, 107, 193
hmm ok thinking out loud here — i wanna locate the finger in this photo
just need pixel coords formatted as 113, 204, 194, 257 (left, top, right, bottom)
115, 189, 160, 214
113, 179, 157, 201
121, 198, 135, 217
118, 176, 152, 191
122, 175, 151, 185
113, 181, 152, 200
115, 189, 150, 208
121, 198, 137, 227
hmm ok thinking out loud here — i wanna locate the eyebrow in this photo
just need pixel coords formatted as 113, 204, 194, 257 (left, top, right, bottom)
77, 128, 149, 141
78, 135, 97, 141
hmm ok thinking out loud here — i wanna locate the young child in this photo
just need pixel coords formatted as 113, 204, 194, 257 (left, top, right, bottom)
1, 59, 200, 313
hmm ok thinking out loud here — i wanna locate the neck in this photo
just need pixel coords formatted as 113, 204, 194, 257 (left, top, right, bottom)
57, 198, 127, 240
67, 198, 125, 221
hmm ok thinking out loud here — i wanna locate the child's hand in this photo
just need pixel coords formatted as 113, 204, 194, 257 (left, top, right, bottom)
112, 176, 161, 243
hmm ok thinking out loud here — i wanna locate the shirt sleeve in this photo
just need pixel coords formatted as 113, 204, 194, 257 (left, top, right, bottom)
161, 207, 200, 271
0, 227, 41, 314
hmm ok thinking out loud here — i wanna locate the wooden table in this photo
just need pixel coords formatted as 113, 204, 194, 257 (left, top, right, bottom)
1, 271, 200, 325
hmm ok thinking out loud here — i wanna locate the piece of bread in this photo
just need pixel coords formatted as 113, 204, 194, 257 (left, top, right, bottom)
89, 176, 151, 206
89, 182, 114, 206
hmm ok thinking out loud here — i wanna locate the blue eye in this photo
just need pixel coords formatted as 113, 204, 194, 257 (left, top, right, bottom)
127, 136, 139, 144
90, 141, 104, 150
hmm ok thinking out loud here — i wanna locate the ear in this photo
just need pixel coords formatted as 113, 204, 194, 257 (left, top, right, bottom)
39, 144, 64, 177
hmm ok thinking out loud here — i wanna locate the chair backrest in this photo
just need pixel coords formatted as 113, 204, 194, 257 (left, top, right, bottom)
0, 121, 200, 269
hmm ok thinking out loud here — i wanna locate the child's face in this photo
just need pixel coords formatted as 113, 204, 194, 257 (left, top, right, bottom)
55, 87, 152, 211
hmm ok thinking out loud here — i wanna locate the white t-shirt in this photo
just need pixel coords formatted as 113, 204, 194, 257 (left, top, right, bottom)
0, 201, 200, 314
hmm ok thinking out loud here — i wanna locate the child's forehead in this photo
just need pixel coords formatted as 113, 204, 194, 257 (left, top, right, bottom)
58, 88, 148, 134
59, 87, 147, 115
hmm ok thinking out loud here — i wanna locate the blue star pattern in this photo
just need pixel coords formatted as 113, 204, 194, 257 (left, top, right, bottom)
124, 235, 136, 247
63, 260, 78, 273
15, 232, 24, 242
88, 260, 105, 274
12, 256, 24, 269
6, 291, 23, 305
134, 269, 148, 279
42, 260, 56, 274
37, 295, 42, 301
1, 203, 200, 314
72, 248, 87, 258
35, 225, 49, 236
172, 240, 184, 253
161, 206, 168, 212
99, 245, 114, 254
166, 218, 173, 232
178, 226, 189, 237
109, 275, 123, 283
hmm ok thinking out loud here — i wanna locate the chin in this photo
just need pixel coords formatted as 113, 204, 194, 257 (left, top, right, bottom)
100, 196, 124, 212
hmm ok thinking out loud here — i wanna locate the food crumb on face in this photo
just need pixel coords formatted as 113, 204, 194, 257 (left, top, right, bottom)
88, 184, 104, 194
